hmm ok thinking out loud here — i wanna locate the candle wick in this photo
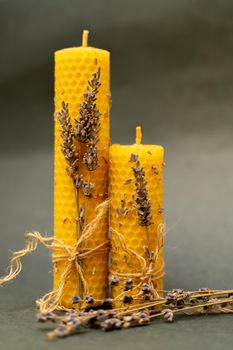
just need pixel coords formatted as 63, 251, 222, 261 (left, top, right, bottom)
135, 126, 142, 144
82, 30, 89, 47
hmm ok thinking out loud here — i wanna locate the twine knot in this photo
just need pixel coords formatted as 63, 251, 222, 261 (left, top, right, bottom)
0, 200, 110, 314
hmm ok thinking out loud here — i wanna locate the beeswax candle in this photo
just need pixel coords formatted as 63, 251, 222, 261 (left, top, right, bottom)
110, 127, 164, 303
54, 30, 110, 308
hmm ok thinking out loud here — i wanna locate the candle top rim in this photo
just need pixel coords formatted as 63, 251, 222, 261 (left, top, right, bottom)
110, 143, 164, 150
55, 47, 110, 55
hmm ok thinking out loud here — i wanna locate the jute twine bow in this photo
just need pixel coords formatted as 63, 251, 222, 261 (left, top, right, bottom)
0, 200, 109, 313
110, 223, 165, 300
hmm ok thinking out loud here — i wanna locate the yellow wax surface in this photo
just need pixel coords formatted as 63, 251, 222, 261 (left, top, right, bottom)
54, 35, 110, 307
110, 133, 164, 301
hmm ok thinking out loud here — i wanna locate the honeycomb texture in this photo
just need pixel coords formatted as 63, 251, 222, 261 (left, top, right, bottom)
54, 46, 110, 308
110, 144, 164, 301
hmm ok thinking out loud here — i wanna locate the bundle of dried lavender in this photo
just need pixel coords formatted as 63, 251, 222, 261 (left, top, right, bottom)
57, 67, 101, 197
37, 288, 233, 340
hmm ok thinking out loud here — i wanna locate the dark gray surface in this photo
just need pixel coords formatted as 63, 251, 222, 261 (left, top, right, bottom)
1, 0, 233, 348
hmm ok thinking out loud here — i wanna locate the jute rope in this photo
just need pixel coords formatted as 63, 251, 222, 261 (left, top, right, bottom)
110, 223, 165, 300
0, 200, 109, 313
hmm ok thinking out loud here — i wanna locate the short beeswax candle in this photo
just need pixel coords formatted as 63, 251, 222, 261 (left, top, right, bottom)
110, 127, 164, 303
54, 30, 110, 307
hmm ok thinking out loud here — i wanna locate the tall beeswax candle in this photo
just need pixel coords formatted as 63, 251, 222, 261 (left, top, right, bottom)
110, 127, 164, 304
54, 31, 110, 308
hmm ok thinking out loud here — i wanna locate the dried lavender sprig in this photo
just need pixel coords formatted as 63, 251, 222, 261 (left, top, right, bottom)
152, 296, 233, 322
74, 68, 101, 145
74, 68, 101, 177
131, 156, 153, 257
57, 101, 79, 178
131, 158, 152, 227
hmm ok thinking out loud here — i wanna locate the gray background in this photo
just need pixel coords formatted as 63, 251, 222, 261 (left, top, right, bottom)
0, 0, 233, 349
